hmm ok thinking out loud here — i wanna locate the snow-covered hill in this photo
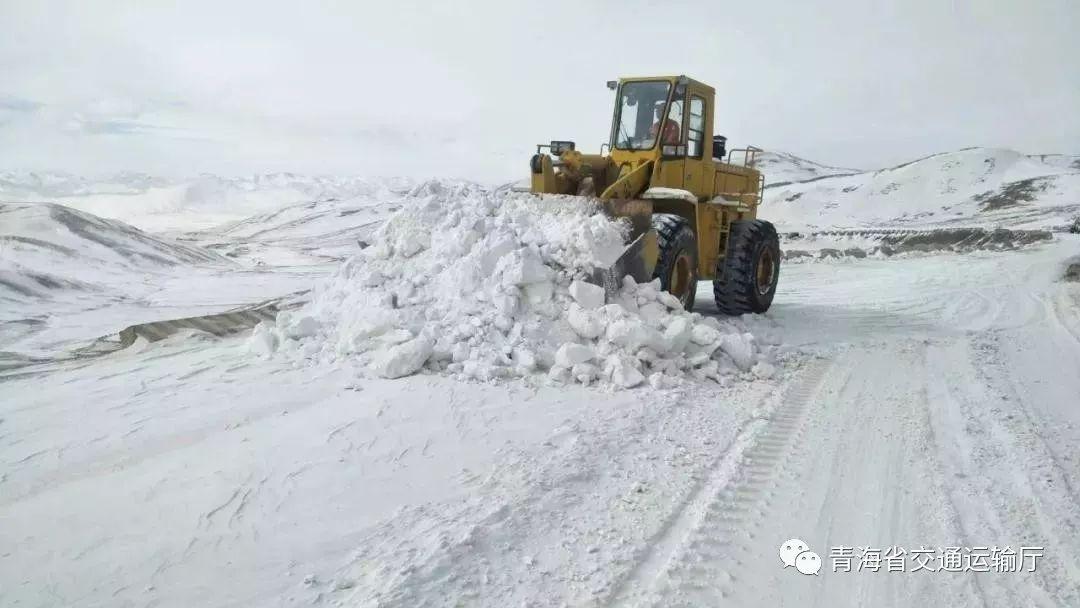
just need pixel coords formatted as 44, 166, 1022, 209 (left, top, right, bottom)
0, 197, 342, 356
762, 147, 1080, 231
7, 147, 1076, 239
0, 203, 228, 302
0, 171, 409, 233
1, 203, 224, 268
752, 150, 861, 187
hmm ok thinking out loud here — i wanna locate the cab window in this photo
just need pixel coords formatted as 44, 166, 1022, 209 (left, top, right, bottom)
688, 96, 706, 158
612, 81, 671, 150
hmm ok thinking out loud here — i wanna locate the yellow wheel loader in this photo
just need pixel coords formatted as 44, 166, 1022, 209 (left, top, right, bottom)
529, 75, 779, 315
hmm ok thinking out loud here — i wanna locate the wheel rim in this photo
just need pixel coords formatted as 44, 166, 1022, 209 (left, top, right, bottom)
755, 249, 776, 296
670, 252, 694, 305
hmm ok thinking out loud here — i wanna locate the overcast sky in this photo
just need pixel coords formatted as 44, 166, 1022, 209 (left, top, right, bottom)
0, 0, 1076, 181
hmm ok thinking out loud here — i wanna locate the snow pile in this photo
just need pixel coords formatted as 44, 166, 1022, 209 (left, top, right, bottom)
251, 183, 776, 389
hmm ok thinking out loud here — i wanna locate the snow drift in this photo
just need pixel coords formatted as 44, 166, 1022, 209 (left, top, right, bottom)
253, 182, 778, 388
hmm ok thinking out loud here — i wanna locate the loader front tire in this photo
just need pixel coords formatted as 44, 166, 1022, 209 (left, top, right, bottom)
713, 219, 780, 315
651, 213, 698, 311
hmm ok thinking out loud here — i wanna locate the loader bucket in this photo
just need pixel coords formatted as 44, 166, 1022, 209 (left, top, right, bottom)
589, 198, 657, 300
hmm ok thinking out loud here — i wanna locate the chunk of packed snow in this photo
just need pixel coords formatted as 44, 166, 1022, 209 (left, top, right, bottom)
567, 304, 604, 339
501, 247, 551, 286
648, 372, 667, 390
719, 332, 756, 371
571, 362, 599, 384
657, 291, 683, 310
555, 343, 595, 367
568, 280, 605, 310
254, 184, 773, 389
283, 314, 320, 340
371, 336, 434, 379
663, 317, 693, 352
512, 347, 537, 373
246, 322, 277, 357
605, 355, 645, 388
752, 361, 777, 380
606, 318, 658, 352
691, 323, 721, 345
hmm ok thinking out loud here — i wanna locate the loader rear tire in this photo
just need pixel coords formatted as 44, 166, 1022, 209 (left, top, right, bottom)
651, 213, 698, 311
713, 219, 780, 315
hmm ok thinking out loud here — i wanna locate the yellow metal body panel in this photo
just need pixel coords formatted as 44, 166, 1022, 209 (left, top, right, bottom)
529, 74, 766, 281
599, 160, 653, 200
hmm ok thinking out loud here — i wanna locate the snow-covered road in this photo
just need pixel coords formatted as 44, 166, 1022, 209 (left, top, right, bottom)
3, 237, 1079, 607
649, 241, 1080, 607
4, 235, 1075, 604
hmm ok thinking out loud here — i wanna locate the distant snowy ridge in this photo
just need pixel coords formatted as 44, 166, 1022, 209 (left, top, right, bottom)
0, 171, 414, 233
752, 150, 861, 187
0, 202, 227, 302
0, 170, 408, 200
3, 145, 1077, 238
761, 147, 1080, 231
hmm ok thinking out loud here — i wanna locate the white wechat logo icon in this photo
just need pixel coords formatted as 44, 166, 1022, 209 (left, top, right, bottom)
779, 538, 821, 575
796, 550, 822, 575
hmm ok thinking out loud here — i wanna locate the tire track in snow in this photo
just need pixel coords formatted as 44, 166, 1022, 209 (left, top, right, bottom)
928, 333, 1080, 606
1047, 286, 1080, 348
604, 358, 831, 607
978, 332, 1080, 598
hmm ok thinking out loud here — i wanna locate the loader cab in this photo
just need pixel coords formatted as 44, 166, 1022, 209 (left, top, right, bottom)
609, 75, 716, 196
611, 80, 672, 151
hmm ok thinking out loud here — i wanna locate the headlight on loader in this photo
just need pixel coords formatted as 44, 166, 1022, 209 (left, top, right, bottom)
549, 140, 575, 155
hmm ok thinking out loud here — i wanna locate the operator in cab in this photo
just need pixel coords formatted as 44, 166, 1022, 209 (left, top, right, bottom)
650, 101, 681, 145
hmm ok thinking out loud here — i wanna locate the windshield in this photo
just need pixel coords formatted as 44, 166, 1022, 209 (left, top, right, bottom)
612, 81, 672, 150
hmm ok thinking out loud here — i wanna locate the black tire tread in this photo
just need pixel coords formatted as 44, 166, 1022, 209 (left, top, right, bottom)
651, 213, 698, 311
713, 219, 780, 315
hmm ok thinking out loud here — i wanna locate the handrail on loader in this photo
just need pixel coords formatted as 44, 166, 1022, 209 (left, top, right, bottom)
727, 146, 763, 168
